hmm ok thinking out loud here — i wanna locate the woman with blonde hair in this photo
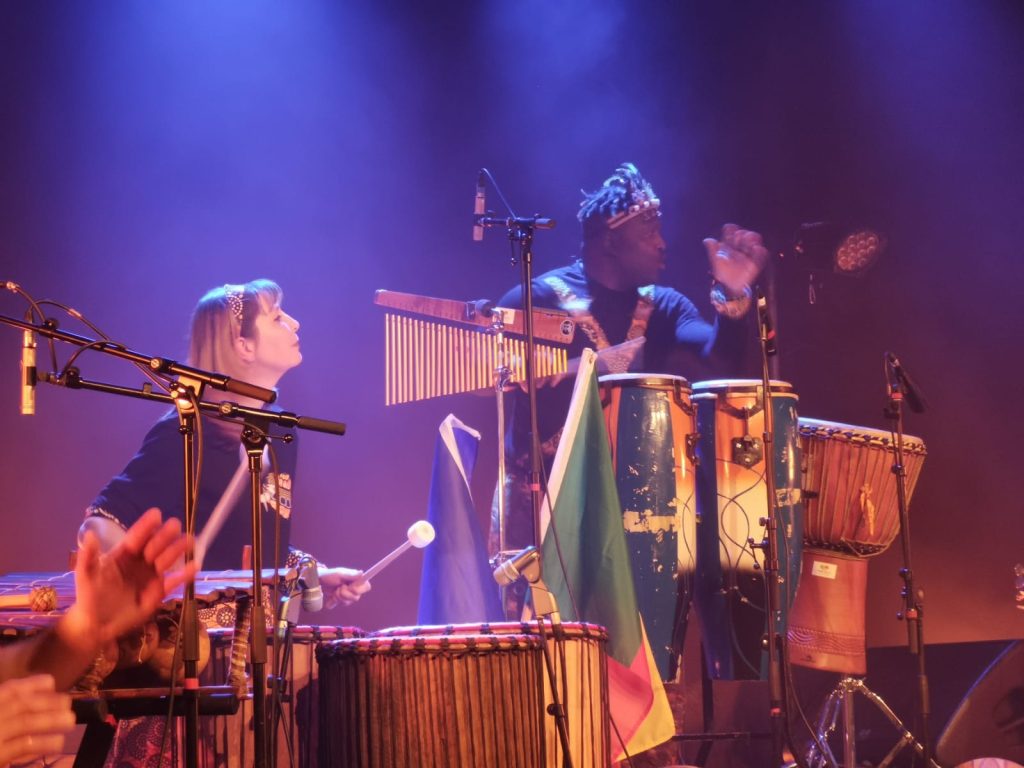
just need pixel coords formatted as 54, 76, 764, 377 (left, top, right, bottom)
79, 279, 368, 606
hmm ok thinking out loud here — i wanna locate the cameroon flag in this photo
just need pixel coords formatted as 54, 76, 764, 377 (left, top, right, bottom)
537, 349, 675, 760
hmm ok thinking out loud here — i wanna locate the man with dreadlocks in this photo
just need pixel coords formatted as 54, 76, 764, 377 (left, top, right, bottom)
492, 162, 768, 579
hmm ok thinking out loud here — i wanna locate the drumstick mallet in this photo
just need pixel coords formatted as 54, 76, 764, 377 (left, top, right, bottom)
362, 521, 435, 580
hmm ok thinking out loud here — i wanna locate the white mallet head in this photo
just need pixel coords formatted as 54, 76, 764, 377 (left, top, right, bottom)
407, 520, 435, 548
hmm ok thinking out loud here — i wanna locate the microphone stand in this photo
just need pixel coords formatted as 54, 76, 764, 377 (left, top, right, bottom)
752, 295, 796, 767
270, 572, 303, 766
884, 354, 934, 768
478, 203, 570, 765
169, 378, 203, 768
476, 209, 556, 611
517, 554, 575, 768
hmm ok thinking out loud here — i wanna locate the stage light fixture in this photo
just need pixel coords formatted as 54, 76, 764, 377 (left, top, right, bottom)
794, 222, 886, 276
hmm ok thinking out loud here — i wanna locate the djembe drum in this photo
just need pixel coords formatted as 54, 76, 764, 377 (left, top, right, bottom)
599, 373, 696, 682
691, 379, 803, 680
369, 621, 610, 768
787, 418, 927, 674
318, 633, 548, 768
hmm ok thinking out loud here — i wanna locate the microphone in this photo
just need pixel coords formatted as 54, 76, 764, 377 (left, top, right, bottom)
885, 352, 927, 414
473, 171, 486, 241
21, 322, 37, 416
756, 290, 777, 357
298, 557, 324, 613
493, 545, 540, 586
465, 298, 495, 319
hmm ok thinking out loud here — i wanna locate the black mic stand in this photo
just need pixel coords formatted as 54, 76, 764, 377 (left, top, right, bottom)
272, 573, 303, 762
477, 193, 571, 766
477, 213, 556, 558
508, 550, 575, 768
884, 353, 935, 768
475, 183, 556, 609
168, 378, 203, 768
751, 293, 798, 767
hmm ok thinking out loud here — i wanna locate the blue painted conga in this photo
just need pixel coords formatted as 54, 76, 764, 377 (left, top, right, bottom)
691, 379, 803, 680
600, 373, 697, 682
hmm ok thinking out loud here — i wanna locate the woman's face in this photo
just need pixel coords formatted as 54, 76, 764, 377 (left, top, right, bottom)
246, 298, 302, 381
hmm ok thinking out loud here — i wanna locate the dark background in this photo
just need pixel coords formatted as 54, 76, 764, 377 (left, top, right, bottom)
2, 1, 1022, 654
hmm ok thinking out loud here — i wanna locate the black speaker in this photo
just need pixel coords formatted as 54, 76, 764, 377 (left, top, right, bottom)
936, 640, 1024, 766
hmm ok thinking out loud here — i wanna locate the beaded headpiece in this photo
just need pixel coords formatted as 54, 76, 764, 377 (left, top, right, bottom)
578, 162, 661, 231
224, 285, 244, 323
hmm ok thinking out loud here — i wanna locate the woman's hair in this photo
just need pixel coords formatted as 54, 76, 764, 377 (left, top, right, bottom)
188, 279, 282, 379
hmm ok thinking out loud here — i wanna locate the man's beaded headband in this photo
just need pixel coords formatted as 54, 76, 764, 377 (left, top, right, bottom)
606, 197, 661, 230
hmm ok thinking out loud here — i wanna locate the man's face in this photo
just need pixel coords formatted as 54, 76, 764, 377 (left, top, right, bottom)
606, 212, 666, 288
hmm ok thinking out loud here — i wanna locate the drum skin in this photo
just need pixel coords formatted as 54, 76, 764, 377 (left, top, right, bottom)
692, 379, 803, 681
599, 373, 696, 683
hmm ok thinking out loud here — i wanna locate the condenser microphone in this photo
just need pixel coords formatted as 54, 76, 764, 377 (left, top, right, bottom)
473, 171, 486, 241
493, 545, 540, 586
756, 290, 777, 357
20, 324, 36, 416
298, 557, 324, 612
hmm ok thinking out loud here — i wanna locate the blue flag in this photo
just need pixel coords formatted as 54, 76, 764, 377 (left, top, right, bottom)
417, 414, 503, 624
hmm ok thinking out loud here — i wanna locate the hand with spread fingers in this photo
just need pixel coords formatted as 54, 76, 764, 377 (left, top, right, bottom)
320, 567, 371, 609
63, 507, 197, 647
0, 675, 77, 767
0, 508, 196, 693
703, 222, 770, 296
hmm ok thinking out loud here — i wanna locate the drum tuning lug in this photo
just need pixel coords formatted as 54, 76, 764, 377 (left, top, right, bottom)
896, 610, 905, 620
731, 435, 763, 468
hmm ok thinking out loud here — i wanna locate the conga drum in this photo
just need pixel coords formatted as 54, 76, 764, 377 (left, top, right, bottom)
318, 633, 548, 768
369, 622, 610, 768
692, 379, 803, 680
788, 418, 927, 674
599, 373, 696, 682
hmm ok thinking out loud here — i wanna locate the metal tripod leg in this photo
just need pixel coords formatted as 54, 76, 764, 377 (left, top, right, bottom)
807, 677, 941, 768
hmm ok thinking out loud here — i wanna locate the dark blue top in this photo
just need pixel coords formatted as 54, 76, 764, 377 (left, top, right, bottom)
88, 409, 299, 571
